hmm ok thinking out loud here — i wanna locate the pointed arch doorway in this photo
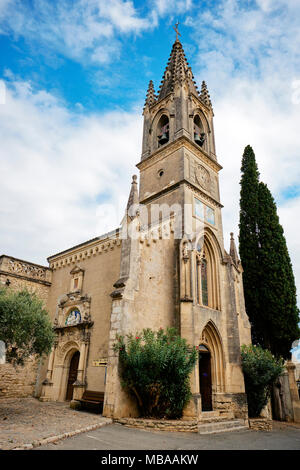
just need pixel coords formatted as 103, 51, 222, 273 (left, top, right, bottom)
199, 344, 213, 411
66, 351, 80, 401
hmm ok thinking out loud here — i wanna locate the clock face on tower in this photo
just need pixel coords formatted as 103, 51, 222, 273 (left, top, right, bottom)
195, 164, 210, 191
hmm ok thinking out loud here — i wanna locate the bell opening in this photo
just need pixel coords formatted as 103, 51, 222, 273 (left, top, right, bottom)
157, 115, 169, 146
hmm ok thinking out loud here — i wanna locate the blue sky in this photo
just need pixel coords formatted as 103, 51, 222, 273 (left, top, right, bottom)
0, 0, 300, 304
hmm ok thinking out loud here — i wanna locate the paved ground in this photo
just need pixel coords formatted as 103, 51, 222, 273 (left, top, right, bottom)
0, 398, 109, 450
1, 398, 299, 450
38, 421, 300, 450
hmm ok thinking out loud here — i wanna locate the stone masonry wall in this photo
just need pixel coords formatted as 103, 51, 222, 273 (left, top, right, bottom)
0, 359, 39, 400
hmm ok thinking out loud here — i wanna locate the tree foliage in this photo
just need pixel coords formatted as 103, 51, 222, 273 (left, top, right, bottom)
239, 145, 261, 342
257, 182, 299, 357
0, 287, 54, 365
241, 344, 284, 418
239, 145, 299, 358
115, 328, 197, 419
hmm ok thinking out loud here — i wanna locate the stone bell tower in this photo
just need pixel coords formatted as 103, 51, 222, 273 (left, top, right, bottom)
137, 35, 222, 237
103, 34, 251, 422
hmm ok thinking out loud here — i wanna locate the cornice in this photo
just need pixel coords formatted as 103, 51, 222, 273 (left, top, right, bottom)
137, 135, 222, 174
139, 179, 223, 209
49, 235, 122, 271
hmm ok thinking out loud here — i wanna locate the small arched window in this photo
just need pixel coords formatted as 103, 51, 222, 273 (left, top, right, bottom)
194, 115, 206, 148
157, 114, 169, 146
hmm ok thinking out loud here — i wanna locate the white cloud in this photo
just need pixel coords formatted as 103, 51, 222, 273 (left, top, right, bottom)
153, 0, 192, 16
0, 78, 142, 262
0, 0, 156, 65
98, 0, 157, 33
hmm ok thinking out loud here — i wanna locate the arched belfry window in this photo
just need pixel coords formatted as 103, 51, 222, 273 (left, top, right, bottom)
157, 114, 169, 146
196, 238, 220, 310
194, 115, 206, 148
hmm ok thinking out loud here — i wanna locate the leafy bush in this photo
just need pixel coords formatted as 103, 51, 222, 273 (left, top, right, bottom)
241, 344, 284, 418
0, 287, 54, 366
115, 327, 197, 419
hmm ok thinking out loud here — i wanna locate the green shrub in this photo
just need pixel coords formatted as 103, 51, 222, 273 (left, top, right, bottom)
0, 287, 54, 366
241, 344, 284, 418
115, 327, 197, 419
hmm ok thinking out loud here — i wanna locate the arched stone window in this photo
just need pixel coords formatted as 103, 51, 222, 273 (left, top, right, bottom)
193, 115, 206, 149
196, 236, 220, 310
157, 114, 169, 146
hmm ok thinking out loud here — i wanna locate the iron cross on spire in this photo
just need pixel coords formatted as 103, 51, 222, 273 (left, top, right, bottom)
173, 21, 181, 41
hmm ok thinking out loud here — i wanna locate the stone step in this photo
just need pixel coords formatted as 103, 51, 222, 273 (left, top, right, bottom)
199, 411, 220, 418
198, 419, 248, 435
199, 411, 235, 423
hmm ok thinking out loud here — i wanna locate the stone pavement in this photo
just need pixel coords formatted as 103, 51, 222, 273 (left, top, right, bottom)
0, 397, 111, 450
38, 421, 300, 450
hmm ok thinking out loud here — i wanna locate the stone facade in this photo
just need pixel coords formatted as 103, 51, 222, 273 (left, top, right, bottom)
1, 38, 252, 421
38, 231, 122, 403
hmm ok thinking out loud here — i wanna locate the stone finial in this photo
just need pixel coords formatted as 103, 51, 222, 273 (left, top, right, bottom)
200, 80, 212, 108
230, 232, 240, 266
126, 174, 139, 213
144, 80, 156, 108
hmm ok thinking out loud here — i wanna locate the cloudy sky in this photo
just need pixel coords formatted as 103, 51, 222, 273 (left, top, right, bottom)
0, 0, 299, 303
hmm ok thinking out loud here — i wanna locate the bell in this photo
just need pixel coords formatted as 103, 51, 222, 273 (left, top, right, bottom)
194, 132, 206, 147
158, 132, 168, 145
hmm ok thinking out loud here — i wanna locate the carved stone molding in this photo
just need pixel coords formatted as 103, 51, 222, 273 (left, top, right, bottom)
7, 259, 48, 280
54, 290, 93, 330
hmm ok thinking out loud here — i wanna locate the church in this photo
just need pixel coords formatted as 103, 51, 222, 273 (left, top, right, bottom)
0, 36, 251, 421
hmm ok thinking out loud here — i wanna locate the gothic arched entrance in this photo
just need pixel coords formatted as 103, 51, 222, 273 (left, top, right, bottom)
199, 344, 213, 411
66, 351, 80, 401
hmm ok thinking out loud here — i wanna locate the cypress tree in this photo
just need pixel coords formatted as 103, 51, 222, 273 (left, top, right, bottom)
239, 145, 300, 359
257, 182, 299, 358
239, 145, 261, 345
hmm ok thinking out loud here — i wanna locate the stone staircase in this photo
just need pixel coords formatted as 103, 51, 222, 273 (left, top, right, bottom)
198, 411, 248, 435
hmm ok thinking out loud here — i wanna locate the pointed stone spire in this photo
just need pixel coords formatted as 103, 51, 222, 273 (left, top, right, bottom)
144, 80, 156, 108
126, 175, 139, 216
230, 232, 239, 265
157, 39, 199, 101
200, 80, 212, 108
112, 176, 140, 298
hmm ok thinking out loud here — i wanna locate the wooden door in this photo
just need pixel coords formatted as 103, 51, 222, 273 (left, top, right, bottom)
66, 351, 80, 401
199, 350, 213, 411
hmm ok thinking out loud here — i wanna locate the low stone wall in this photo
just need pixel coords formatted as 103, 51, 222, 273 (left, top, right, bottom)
115, 418, 198, 433
0, 359, 38, 399
248, 418, 273, 431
